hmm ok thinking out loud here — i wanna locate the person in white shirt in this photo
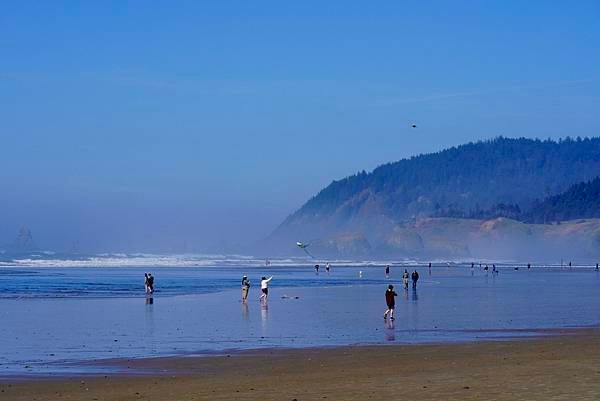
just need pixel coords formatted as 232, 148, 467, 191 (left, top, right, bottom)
259, 276, 273, 302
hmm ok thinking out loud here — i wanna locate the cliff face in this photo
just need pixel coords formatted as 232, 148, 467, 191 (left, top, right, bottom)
266, 137, 600, 260
268, 217, 600, 261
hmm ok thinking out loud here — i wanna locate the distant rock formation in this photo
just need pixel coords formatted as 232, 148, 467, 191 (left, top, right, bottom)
9, 226, 38, 252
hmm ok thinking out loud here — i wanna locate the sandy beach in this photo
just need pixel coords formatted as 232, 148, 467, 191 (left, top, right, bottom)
3, 329, 600, 401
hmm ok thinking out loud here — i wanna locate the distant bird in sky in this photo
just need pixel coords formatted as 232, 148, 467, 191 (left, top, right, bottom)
411, 124, 417, 128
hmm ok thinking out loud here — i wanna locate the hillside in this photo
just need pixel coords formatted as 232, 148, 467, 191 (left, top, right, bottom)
266, 137, 600, 259
525, 177, 600, 223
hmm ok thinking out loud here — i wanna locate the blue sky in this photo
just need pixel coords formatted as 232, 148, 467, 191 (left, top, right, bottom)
1, 1, 599, 252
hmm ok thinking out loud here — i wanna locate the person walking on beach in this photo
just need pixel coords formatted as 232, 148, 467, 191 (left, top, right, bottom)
470, 263, 475, 276
402, 269, 410, 290
241, 275, 251, 303
411, 270, 419, 289
383, 285, 397, 321
385, 264, 390, 278
314, 264, 320, 274
596, 263, 599, 271
428, 262, 432, 276
326, 262, 330, 273
259, 276, 273, 302
144, 273, 149, 293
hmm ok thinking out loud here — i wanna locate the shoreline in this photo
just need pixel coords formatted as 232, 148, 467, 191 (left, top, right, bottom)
1, 326, 596, 380
0, 326, 600, 384
3, 328, 600, 400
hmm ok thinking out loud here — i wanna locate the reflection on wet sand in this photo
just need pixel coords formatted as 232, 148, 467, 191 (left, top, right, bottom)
261, 303, 268, 336
384, 319, 395, 341
144, 296, 154, 338
241, 302, 249, 321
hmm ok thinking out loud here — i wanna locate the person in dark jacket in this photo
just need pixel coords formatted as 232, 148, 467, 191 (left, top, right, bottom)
411, 270, 419, 289
383, 285, 398, 321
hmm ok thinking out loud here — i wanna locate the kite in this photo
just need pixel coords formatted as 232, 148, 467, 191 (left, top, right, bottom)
296, 241, 315, 258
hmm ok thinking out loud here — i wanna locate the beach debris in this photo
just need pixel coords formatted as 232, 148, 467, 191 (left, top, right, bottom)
281, 294, 300, 299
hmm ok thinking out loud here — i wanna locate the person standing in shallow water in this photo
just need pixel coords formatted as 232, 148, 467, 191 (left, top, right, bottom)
259, 276, 273, 302
385, 264, 390, 278
402, 270, 410, 290
144, 273, 149, 293
147, 273, 155, 293
241, 275, 251, 303
383, 285, 397, 321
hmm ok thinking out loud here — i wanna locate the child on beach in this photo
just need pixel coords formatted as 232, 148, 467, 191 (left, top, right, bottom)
384, 285, 397, 321
259, 276, 273, 302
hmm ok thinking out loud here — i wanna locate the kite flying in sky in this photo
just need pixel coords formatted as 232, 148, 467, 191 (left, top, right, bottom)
296, 241, 314, 258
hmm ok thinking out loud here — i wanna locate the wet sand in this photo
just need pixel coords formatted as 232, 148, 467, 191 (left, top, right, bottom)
3, 329, 600, 401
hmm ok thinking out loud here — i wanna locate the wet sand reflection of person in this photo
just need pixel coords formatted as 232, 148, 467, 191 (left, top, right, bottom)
145, 295, 155, 339
411, 287, 418, 302
241, 302, 249, 321
384, 319, 395, 342
260, 302, 268, 337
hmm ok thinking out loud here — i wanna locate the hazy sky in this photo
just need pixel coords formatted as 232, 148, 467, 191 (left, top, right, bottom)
1, 1, 599, 252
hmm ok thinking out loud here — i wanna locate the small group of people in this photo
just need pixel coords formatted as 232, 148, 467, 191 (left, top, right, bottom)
240, 275, 273, 303
385, 266, 419, 288
314, 262, 331, 274
144, 273, 155, 294
401, 269, 419, 289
